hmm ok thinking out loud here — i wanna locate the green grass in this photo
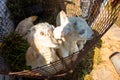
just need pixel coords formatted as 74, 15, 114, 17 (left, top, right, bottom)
0, 33, 30, 71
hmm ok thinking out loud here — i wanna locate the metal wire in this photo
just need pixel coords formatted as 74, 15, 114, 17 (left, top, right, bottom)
8, 0, 120, 78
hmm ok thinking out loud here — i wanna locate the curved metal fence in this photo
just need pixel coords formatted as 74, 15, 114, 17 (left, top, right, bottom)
1, 0, 120, 79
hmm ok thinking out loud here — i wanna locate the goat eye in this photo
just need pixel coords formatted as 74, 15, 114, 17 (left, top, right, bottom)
40, 32, 44, 36
74, 22, 77, 26
28, 30, 30, 33
79, 30, 85, 35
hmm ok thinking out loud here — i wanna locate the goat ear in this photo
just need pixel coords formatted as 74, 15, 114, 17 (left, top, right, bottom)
30, 16, 38, 22
56, 10, 69, 26
26, 16, 38, 22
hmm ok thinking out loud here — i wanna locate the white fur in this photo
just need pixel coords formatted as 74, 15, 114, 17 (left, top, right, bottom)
26, 47, 45, 69
26, 23, 59, 69
54, 11, 94, 61
54, 11, 79, 59
54, 11, 69, 39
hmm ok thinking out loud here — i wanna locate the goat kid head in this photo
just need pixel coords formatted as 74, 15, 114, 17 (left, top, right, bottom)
28, 23, 59, 49
69, 17, 94, 40
54, 10, 94, 41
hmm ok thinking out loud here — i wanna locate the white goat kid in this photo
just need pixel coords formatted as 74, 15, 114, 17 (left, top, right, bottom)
15, 16, 38, 38
54, 11, 94, 59
54, 11, 80, 59
54, 11, 73, 58
26, 23, 59, 69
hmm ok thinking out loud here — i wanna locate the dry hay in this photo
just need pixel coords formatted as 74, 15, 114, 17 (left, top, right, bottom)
66, 0, 82, 17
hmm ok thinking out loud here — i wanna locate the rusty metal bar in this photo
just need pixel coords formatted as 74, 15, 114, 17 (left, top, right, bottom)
2, 0, 120, 79
73, 2, 120, 69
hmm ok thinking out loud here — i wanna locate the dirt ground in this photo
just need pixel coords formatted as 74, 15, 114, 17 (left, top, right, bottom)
84, 24, 120, 80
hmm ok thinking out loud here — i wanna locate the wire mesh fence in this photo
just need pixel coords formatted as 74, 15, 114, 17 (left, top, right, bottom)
1, 0, 120, 79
